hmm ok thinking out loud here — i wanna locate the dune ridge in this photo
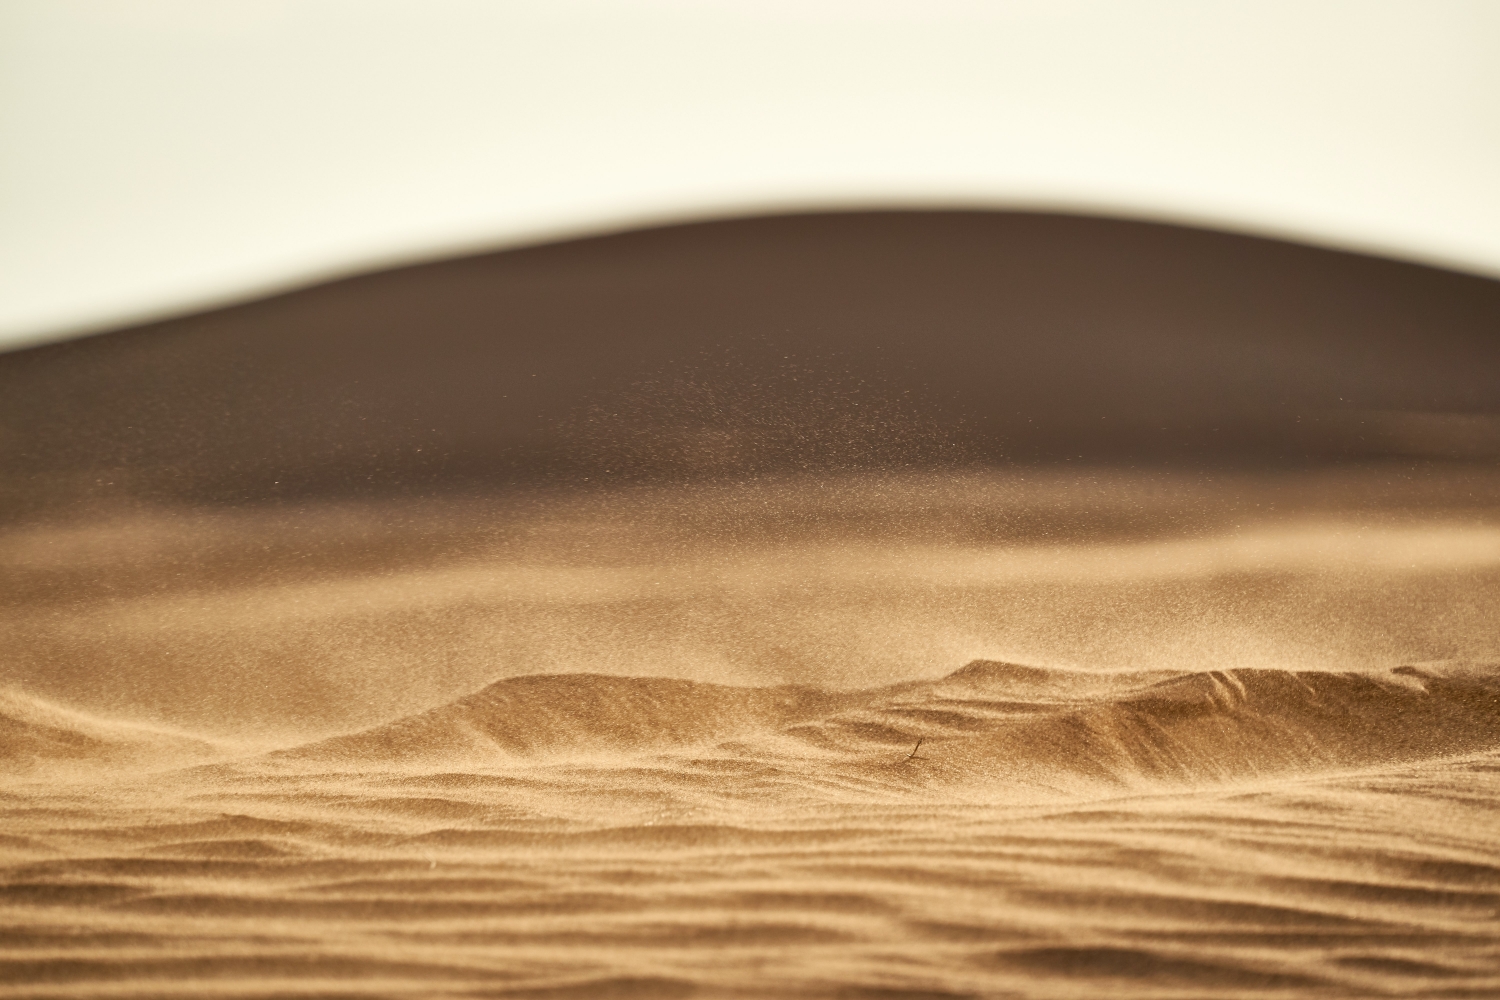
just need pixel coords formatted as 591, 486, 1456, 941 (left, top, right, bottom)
272, 673, 864, 767
0, 687, 222, 773
264, 660, 1500, 797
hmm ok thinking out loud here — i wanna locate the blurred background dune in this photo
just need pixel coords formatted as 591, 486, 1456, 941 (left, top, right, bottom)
3, 1, 1500, 348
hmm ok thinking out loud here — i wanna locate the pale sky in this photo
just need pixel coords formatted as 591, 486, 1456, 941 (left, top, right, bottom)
3, 0, 1499, 349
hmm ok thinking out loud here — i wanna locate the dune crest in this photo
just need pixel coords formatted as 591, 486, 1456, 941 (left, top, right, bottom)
261, 661, 1500, 797
273, 673, 861, 767
0, 687, 222, 773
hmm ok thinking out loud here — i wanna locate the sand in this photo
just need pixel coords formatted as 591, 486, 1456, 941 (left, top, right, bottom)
4, 662, 1500, 998
3, 468, 1499, 997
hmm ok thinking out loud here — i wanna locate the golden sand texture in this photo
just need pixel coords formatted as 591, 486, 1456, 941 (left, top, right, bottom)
2, 467, 1498, 997
4, 661, 1500, 998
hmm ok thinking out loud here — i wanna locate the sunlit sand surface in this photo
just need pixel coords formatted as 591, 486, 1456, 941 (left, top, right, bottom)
4, 667, 1500, 998
3, 467, 1499, 997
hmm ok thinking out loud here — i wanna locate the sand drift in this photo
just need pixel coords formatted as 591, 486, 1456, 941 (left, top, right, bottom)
266, 660, 1500, 796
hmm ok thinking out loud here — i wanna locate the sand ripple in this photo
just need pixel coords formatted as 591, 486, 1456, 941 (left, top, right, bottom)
3, 663, 1500, 997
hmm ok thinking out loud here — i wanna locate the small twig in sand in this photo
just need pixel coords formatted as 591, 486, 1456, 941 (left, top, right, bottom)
906, 738, 925, 761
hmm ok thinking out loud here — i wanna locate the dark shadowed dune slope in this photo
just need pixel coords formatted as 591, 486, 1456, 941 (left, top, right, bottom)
3, 211, 1500, 517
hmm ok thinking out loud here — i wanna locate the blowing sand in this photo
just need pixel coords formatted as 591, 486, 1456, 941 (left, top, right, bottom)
3, 468, 1499, 997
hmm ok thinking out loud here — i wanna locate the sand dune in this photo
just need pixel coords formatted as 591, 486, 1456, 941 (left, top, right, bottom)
3, 665, 1499, 998
265, 661, 1500, 799
6, 213, 1500, 520
0, 688, 221, 774
273, 673, 863, 767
